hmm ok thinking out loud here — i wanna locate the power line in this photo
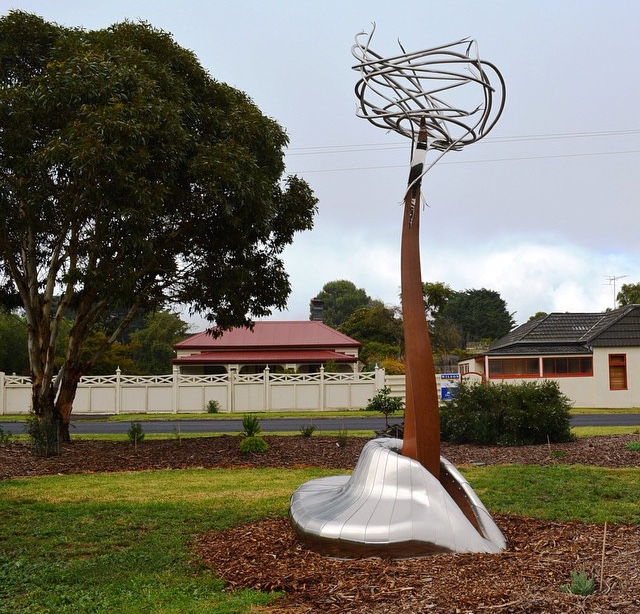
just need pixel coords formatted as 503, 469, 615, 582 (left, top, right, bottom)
288, 148, 640, 174
285, 128, 640, 157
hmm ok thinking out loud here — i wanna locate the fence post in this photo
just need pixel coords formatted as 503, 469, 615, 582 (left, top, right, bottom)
115, 367, 121, 415
0, 371, 4, 415
264, 366, 270, 412
319, 365, 325, 411
374, 365, 386, 391
172, 366, 180, 414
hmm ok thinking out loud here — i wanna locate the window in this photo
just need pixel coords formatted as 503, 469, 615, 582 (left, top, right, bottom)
609, 354, 627, 390
542, 357, 593, 377
488, 358, 539, 378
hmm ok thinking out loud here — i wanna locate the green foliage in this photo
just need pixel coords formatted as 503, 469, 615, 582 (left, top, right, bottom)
366, 386, 404, 426
299, 424, 316, 437
0, 425, 13, 445
239, 436, 269, 453
626, 441, 640, 452
0, 311, 29, 374
241, 414, 262, 437
206, 399, 221, 414
616, 282, 640, 307
0, 11, 317, 425
26, 412, 60, 456
441, 380, 574, 445
561, 568, 596, 596
440, 288, 515, 346
127, 422, 145, 444
312, 280, 371, 328
337, 428, 349, 448
129, 311, 190, 374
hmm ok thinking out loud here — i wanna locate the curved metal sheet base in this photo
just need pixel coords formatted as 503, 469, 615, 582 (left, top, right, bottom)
290, 438, 506, 558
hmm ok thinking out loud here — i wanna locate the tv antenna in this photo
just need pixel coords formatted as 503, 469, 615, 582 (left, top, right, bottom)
605, 275, 628, 308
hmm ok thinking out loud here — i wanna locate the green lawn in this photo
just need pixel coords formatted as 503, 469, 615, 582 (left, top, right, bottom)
1, 463, 639, 613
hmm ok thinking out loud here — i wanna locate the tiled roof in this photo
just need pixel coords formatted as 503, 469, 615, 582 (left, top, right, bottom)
489, 305, 640, 355
174, 321, 361, 350
173, 349, 358, 364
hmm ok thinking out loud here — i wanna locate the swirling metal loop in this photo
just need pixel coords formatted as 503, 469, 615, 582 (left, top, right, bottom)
352, 26, 506, 156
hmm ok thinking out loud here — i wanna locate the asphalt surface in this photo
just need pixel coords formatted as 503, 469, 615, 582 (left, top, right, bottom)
1, 414, 639, 435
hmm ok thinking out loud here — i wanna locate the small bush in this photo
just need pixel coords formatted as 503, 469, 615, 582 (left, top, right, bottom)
0, 426, 13, 446
206, 399, 221, 414
440, 380, 574, 446
128, 422, 145, 444
299, 424, 316, 437
626, 441, 640, 452
241, 414, 262, 437
239, 436, 269, 454
560, 568, 595, 596
366, 386, 404, 427
337, 428, 349, 448
26, 412, 60, 457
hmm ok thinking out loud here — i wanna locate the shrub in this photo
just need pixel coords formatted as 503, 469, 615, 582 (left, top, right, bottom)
206, 399, 220, 414
0, 426, 13, 446
626, 441, 640, 452
337, 428, 349, 448
560, 568, 595, 596
239, 436, 269, 454
299, 424, 316, 437
241, 414, 262, 437
26, 412, 60, 456
440, 380, 574, 446
127, 422, 145, 444
366, 386, 404, 427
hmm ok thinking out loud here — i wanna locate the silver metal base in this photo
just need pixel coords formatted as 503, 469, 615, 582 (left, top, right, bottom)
290, 438, 506, 558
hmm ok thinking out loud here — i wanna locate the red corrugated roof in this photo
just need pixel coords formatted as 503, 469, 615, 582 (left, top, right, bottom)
173, 349, 358, 364
174, 321, 360, 350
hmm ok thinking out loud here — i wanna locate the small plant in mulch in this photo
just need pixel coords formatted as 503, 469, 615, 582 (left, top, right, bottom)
26, 412, 60, 457
239, 436, 269, 454
299, 424, 316, 437
127, 422, 145, 450
241, 414, 262, 438
0, 426, 13, 446
626, 441, 640, 452
560, 567, 596, 596
336, 428, 349, 448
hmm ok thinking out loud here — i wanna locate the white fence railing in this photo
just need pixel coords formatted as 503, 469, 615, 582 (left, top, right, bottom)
0, 369, 463, 415
0, 367, 395, 415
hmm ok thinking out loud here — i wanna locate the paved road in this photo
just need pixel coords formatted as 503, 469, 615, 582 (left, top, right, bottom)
1, 414, 639, 435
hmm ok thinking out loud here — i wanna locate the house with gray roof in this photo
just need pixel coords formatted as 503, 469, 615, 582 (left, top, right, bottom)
458, 305, 640, 408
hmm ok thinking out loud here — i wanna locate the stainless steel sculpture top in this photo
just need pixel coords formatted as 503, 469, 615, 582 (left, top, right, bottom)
352, 26, 506, 162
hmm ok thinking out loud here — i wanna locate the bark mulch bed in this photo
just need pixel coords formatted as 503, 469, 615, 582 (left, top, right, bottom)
2, 434, 640, 613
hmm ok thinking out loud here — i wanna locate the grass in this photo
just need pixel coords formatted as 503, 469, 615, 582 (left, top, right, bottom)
0, 467, 345, 614
460, 464, 640, 524
2, 463, 639, 614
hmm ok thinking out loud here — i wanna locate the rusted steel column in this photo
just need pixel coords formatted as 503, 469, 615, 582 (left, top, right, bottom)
401, 119, 440, 478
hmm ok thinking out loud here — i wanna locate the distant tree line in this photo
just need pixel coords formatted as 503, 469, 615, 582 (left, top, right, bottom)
311, 279, 517, 372
0, 308, 190, 376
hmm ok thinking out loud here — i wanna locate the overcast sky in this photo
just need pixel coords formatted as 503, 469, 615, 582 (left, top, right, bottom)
4, 0, 639, 330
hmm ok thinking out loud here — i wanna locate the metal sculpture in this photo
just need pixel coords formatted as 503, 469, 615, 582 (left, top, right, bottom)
290, 28, 507, 557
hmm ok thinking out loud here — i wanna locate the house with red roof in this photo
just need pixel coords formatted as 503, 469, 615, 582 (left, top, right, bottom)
173, 320, 361, 375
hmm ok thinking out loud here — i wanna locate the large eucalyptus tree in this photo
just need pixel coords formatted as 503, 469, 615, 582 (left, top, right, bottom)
0, 12, 317, 442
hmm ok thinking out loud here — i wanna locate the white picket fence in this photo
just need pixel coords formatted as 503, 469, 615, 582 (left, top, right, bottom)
0, 367, 390, 415
0, 368, 463, 415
